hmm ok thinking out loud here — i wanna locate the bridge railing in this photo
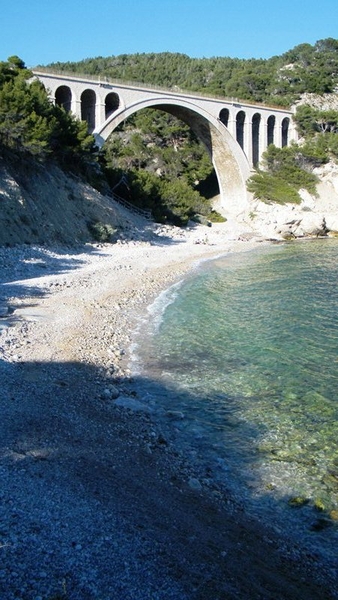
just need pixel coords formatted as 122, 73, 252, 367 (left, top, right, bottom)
33, 67, 290, 111
109, 190, 152, 220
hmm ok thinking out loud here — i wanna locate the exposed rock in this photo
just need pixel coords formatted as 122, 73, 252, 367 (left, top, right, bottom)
295, 93, 338, 111
245, 160, 338, 240
165, 410, 185, 420
188, 477, 202, 491
0, 303, 10, 317
108, 384, 120, 399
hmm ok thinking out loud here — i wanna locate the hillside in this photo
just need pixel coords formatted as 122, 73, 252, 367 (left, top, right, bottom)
1, 148, 338, 248
0, 155, 148, 246
43, 39, 338, 225
46, 38, 338, 106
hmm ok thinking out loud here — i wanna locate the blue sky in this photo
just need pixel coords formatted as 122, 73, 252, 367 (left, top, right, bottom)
1, 0, 338, 67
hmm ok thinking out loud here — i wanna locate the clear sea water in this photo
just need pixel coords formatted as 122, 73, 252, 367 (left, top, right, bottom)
132, 239, 338, 561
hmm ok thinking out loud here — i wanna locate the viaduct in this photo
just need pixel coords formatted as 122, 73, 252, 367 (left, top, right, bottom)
33, 70, 297, 212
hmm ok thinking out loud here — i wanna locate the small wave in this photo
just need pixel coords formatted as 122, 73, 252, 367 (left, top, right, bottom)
146, 278, 185, 333
129, 278, 185, 375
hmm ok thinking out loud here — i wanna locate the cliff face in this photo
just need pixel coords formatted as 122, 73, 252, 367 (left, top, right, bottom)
294, 93, 338, 111
0, 158, 136, 246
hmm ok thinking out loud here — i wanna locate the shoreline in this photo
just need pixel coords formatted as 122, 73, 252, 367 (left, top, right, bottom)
1, 224, 337, 599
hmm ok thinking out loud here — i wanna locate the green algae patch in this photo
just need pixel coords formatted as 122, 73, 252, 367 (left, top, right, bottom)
288, 496, 310, 508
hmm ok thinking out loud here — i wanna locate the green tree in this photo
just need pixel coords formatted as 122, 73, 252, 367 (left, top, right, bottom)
294, 105, 318, 137
247, 172, 302, 204
0, 56, 97, 170
294, 105, 338, 137
247, 144, 319, 204
100, 107, 216, 224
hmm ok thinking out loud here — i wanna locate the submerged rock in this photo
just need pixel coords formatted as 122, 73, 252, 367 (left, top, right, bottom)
288, 496, 310, 508
310, 518, 333, 531
188, 477, 202, 491
114, 396, 151, 412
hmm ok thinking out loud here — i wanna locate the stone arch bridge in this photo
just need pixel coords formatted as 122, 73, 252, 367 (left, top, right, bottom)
33, 70, 297, 212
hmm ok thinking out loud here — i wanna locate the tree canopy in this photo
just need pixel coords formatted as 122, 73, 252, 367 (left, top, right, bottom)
101, 109, 218, 225
0, 56, 96, 169
46, 38, 338, 107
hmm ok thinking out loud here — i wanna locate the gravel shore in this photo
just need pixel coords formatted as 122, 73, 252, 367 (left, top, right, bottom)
1, 222, 337, 600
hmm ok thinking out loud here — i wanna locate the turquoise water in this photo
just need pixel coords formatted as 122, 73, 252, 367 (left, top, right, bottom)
133, 239, 338, 554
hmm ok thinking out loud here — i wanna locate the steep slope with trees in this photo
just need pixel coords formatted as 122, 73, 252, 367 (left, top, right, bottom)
0, 57, 142, 245
0, 56, 222, 230
0, 56, 96, 169
248, 100, 338, 206
46, 38, 338, 106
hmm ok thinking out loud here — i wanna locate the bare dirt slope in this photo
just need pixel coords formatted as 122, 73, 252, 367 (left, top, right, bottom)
0, 157, 144, 247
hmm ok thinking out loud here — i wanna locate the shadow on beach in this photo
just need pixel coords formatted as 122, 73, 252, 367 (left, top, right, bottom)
1, 352, 337, 600
0, 229, 188, 329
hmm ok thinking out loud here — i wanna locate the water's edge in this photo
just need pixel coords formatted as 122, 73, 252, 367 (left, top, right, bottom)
130, 240, 338, 571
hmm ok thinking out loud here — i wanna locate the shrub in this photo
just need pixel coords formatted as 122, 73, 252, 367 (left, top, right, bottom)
87, 220, 117, 242
247, 171, 302, 204
206, 210, 227, 223
247, 143, 320, 204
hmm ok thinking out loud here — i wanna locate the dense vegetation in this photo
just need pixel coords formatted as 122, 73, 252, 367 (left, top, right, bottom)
0, 56, 96, 171
46, 38, 338, 107
100, 109, 220, 224
248, 104, 338, 204
247, 144, 319, 204
0, 56, 220, 225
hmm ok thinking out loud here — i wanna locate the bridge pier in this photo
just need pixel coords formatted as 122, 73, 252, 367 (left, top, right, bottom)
259, 119, 267, 163
227, 116, 237, 141
96, 101, 106, 131
71, 98, 82, 121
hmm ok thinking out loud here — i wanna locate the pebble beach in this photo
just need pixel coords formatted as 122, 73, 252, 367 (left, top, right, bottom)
1, 221, 337, 600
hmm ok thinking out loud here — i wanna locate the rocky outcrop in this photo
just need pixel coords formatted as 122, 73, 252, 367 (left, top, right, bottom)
244, 160, 338, 240
294, 93, 338, 111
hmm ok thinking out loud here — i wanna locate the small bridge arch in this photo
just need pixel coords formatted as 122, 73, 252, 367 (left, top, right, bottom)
55, 85, 72, 112
105, 92, 120, 119
54, 84, 122, 132
81, 89, 96, 130
282, 117, 290, 147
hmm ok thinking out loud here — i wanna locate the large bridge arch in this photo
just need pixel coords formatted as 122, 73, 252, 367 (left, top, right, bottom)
94, 97, 251, 213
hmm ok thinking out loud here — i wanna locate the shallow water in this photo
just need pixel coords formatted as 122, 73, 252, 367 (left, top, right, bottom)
132, 239, 338, 561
